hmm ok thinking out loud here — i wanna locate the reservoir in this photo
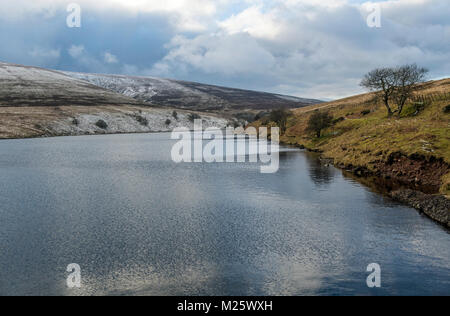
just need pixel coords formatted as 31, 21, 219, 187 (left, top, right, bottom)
0, 133, 448, 295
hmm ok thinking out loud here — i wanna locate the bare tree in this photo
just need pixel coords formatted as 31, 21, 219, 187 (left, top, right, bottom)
361, 64, 428, 116
392, 64, 428, 115
361, 68, 397, 116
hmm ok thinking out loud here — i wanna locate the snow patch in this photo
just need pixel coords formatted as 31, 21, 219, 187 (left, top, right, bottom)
47, 109, 229, 136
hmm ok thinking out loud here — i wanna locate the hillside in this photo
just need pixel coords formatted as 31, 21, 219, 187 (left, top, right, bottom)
0, 62, 144, 108
64, 71, 322, 112
0, 63, 228, 138
256, 79, 450, 197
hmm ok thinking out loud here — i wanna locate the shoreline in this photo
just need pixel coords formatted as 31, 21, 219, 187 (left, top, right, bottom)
0, 129, 174, 141
0, 126, 238, 141
292, 142, 450, 228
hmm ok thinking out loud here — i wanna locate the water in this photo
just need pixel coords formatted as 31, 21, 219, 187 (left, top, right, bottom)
0, 133, 448, 296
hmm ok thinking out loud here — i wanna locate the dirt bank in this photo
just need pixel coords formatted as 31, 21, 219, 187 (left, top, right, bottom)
335, 152, 449, 194
375, 152, 449, 193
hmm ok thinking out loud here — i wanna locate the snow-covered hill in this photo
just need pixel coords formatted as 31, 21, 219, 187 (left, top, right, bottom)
0, 62, 228, 139
0, 62, 321, 139
0, 62, 143, 107
64, 71, 322, 111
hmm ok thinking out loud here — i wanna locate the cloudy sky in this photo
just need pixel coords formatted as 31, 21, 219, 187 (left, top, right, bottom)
0, 0, 449, 99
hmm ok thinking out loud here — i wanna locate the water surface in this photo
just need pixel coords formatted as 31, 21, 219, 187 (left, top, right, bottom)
0, 133, 449, 296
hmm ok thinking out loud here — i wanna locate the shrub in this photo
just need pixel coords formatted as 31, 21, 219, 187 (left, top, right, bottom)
307, 111, 333, 138
401, 103, 419, 117
254, 111, 270, 122
135, 115, 148, 126
95, 120, 108, 129
332, 117, 345, 125
404, 102, 425, 117
188, 113, 201, 122
235, 112, 258, 123
269, 109, 291, 134
444, 105, 450, 114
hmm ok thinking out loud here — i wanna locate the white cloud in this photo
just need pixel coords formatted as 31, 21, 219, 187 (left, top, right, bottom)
0, 0, 220, 31
219, 6, 283, 40
0, 0, 59, 21
92, 0, 219, 31
29, 47, 60, 59
68, 45, 85, 59
67, 45, 110, 73
151, 0, 450, 99
153, 33, 276, 77
104, 52, 119, 64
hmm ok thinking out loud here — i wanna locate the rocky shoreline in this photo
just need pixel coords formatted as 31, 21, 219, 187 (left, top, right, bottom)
390, 190, 450, 228
338, 163, 449, 228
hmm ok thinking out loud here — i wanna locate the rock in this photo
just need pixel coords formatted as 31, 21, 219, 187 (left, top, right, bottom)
391, 189, 450, 228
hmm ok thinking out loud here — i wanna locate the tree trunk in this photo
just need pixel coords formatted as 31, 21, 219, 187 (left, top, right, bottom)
397, 96, 408, 116
398, 103, 404, 116
384, 97, 393, 116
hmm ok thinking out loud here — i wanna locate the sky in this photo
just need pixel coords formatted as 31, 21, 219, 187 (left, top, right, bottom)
0, 0, 449, 100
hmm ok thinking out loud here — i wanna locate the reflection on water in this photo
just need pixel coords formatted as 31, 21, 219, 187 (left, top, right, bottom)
304, 152, 337, 187
0, 133, 449, 296
341, 169, 440, 195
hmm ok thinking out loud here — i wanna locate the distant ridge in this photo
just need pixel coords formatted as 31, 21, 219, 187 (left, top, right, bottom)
64, 71, 323, 111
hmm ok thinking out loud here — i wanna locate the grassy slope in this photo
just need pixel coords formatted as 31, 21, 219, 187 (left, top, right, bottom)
266, 79, 450, 196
